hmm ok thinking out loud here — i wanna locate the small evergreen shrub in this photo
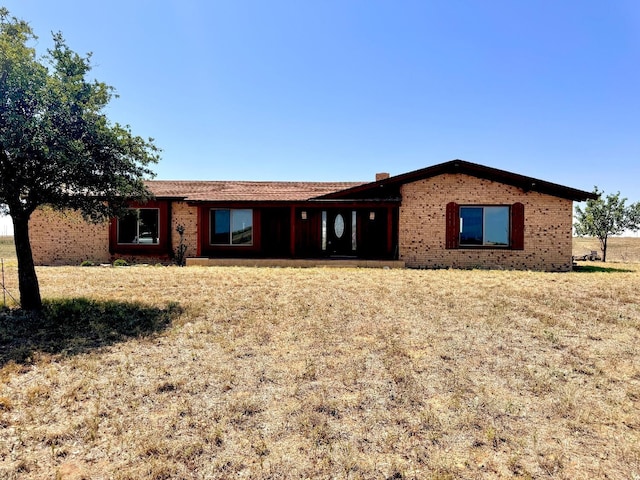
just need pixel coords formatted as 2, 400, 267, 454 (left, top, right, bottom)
113, 259, 129, 267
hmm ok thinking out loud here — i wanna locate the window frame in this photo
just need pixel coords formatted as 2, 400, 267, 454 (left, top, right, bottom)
459, 205, 510, 247
109, 200, 171, 256
446, 202, 524, 251
209, 208, 254, 246
116, 208, 161, 245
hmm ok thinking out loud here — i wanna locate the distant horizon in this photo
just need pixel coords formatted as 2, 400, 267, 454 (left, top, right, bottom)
1, 216, 639, 238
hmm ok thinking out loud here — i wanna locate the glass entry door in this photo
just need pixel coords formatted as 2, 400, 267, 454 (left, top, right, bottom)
322, 210, 357, 256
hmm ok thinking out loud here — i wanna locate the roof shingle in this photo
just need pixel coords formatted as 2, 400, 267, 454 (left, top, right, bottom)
145, 180, 365, 202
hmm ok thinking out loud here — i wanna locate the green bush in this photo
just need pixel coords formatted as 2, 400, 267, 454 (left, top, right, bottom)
113, 259, 129, 267
80, 260, 95, 267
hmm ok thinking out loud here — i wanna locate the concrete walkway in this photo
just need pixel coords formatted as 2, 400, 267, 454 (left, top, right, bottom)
186, 258, 405, 268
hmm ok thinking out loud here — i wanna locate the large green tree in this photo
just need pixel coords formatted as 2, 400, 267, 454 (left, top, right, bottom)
0, 9, 159, 310
574, 187, 640, 262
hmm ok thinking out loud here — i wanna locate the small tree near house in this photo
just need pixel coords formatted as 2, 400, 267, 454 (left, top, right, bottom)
0, 9, 159, 310
574, 187, 640, 262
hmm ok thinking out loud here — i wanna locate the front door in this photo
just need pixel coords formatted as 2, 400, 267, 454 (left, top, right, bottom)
322, 210, 356, 256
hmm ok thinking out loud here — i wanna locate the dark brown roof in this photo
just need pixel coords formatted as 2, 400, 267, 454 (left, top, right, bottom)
318, 159, 599, 202
145, 180, 365, 202
145, 160, 598, 203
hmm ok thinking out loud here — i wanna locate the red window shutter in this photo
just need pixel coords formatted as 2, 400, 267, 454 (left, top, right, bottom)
445, 202, 459, 249
511, 202, 524, 250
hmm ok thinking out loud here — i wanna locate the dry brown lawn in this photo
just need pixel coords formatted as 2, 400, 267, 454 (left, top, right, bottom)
0, 239, 638, 479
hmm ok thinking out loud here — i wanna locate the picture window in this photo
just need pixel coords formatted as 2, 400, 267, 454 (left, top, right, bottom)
459, 206, 509, 246
117, 209, 160, 245
210, 209, 253, 245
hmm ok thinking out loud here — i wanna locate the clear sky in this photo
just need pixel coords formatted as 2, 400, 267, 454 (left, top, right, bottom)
1, 0, 639, 234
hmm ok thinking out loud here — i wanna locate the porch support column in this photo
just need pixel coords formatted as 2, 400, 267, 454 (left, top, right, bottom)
167, 201, 173, 257
290, 206, 296, 257
197, 206, 206, 257
387, 207, 394, 257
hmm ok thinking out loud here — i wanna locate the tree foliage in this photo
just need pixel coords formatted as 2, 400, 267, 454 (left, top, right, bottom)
574, 187, 640, 262
0, 9, 159, 309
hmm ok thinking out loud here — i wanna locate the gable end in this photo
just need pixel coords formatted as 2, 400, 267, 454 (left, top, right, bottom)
318, 159, 597, 202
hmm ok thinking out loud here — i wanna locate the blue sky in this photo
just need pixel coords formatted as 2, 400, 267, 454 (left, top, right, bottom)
1, 0, 639, 234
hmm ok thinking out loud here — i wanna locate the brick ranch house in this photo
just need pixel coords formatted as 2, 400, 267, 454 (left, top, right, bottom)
29, 160, 597, 271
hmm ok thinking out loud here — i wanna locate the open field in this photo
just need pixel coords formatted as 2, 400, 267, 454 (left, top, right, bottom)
0, 258, 639, 479
573, 236, 640, 263
0, 236, 15, 263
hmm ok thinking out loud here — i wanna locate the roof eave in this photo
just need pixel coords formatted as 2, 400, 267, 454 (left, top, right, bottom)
318, 159, 598, 202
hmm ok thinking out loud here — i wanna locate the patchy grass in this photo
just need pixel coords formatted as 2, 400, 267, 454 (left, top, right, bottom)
0, 263, 638, 479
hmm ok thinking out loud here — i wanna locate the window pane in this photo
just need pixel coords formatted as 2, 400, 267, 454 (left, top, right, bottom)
118, 210, 139, 244
352, 211, 357, 251
484, 207, 509, 246
321, 211, 327, 250
138, 209, 159, 244
460, 207, 483, 245
117, 209, 159, 244
211, 210, 230, 244
334, 214, 345, 239
231, 209, 253, 245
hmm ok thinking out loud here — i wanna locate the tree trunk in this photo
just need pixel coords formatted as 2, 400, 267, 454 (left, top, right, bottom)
602, 236, 607, 263
12, 214, 42, 310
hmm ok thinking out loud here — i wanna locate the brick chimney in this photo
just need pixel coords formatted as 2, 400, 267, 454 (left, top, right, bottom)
376, 172, 390, 182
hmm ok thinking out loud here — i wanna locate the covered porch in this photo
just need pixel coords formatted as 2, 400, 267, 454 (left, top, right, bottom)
195, 201, 401, 261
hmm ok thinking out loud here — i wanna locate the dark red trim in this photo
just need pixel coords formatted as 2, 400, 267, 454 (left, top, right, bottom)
447, 202, 524, 251
445, 202, 459, 249
511, 202, 525, 250
186, 200, 400, 209
387, 207, 394, 255
290, 206, 296, 257
198, 206, 262, 257
109, 200, 171, 256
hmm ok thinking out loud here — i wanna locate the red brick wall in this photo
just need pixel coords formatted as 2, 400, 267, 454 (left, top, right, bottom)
398, 173, 574, 271
170, 202, 198, 259
29, 208, 110, 265
30, 202, 200, 266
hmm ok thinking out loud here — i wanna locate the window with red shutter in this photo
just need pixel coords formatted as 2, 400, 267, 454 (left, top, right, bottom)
447, 202, 522, 249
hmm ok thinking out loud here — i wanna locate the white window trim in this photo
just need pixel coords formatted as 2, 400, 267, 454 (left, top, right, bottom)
116, 208, 161, 245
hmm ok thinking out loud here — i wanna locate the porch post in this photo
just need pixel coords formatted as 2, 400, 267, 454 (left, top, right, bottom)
290, 206, 296, 257
197, 206, 206, 257
387, 207, 394, 257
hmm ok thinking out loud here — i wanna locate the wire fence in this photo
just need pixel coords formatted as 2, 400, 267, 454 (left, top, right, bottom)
1, 258, 19, 307
0, 217, 13, 237
0, 234, 18, 307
